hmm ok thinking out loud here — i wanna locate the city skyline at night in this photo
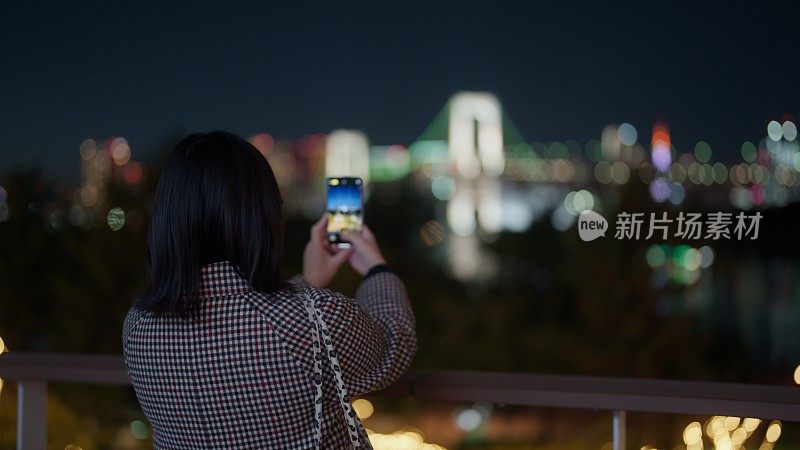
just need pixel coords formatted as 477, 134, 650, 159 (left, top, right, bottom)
2, 2, 798, 179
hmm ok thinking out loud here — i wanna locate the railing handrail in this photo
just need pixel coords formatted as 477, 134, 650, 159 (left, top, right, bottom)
0, 352, 129, 384
2, 352, 800, 421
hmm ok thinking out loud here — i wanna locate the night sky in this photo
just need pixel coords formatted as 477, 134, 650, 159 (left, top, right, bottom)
2, 1, 798, 180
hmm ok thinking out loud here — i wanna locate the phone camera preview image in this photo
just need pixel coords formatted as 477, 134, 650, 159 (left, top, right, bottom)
326, 177, 363, 248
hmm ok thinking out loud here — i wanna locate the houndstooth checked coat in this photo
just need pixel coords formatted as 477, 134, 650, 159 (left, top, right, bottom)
123, 261, 417, 449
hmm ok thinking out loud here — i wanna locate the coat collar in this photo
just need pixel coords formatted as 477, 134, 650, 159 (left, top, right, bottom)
199, 261, 252, 298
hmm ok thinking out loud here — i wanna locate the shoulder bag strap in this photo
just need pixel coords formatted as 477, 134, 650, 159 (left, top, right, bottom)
299, 287, 362, 449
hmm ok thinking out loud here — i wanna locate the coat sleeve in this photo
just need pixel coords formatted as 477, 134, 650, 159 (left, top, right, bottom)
300, 273, 417, 397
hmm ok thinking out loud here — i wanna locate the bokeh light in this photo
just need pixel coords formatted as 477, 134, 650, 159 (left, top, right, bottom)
79, 138, 98, 160
594, 161, 613, 184
611, 161, 630, 184
649, 177, 671, 202
130, 420, 148, 440
743, 418, 761, 432
713, 162, 727, 184
741, 141, 757, 162
683, 421, 702, 446
601, 125, 621, 160
767, 121, 782, 141
249, 133, 275, 157
765, 421, 782, 442
107, 207, 125, 231
698, 246, 714, 268
646, 245, 666, 268
447, 190, 476, 237
668, 182, 685, 205
694, 141, 711, 163
670, 163, 686, 184
651, 122, 672, 172
80, 186, 98, 207
352, 398, 374, 420
551, 205, 576, 231
366, 429, 446, 450
431, 176, 456, 200
123, 162, 144, 184
110, 137, 131, 166
564, 189, 595, 215
455, 407, 482, 431
782, 121, 797, 141
618, 122, 638, 146
420, 220, 445, 246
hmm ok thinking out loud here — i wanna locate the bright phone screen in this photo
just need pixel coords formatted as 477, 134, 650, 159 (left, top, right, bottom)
326, 177, 363, 247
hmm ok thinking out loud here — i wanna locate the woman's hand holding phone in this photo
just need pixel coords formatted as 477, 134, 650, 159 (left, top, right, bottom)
339, 225, 387, 276
302, 215, 387, 286
303, 214, 352, 288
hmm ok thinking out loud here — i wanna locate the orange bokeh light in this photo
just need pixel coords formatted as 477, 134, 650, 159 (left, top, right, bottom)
123, 162, 143, 184
652, 123, 670, 145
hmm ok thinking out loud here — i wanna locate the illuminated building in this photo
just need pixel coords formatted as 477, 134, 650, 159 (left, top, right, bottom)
325, 130, 370, 188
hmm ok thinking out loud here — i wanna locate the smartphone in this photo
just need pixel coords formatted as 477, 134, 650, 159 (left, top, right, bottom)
326, 177, 363, 248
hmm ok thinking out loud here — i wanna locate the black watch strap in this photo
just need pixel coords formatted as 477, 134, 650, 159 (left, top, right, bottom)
365, 264, 391, 279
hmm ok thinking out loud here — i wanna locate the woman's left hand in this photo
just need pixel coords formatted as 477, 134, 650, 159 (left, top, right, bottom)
302, 214, 352, 288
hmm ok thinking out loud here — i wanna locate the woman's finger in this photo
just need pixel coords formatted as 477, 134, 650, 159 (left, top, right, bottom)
339, 230, 365, 247
361, 225, 376, 243
310, 214, 327, 242
330, 246, 353, 266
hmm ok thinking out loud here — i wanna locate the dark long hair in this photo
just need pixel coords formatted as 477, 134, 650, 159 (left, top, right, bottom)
138, 131, 288, 314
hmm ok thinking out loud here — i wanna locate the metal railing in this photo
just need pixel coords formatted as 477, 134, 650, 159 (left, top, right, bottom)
2, 352, 800, 450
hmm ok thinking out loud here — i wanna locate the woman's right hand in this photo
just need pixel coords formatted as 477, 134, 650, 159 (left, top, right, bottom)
302, 215, 353, 288
340, 225, 387, 276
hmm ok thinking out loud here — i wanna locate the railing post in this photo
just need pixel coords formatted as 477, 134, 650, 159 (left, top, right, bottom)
613, 410, 626, 450
17, 380, 47, 450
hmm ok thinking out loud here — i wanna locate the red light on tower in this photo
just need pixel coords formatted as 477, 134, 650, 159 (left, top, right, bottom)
651, 122, 672, 172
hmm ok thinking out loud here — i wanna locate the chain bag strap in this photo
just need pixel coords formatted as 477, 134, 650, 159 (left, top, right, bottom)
299, 287, 362, 449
